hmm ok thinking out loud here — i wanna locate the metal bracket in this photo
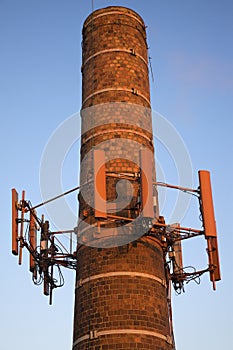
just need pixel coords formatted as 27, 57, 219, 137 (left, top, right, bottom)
89, 330, 98, 340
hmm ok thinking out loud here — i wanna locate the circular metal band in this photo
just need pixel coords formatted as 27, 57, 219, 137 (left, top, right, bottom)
82, 48, 148, 69
76, 271, 166, 289
82, 128, 153, 145
82, 88, 151, 107
73, 329, 172, 347
84, 10, 145, 29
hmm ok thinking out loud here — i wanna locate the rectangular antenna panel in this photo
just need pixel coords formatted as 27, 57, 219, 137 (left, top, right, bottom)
93, 149, 107, 218
198, 170, 217, 237
208, 236, 221, 282
44, 275, 50, 296
29, 211, 37, 272
173, 225, 183, 274
12, 188, 19, 255
140, 149, 154, 218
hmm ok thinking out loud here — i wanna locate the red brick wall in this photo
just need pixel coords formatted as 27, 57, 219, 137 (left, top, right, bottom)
73, 6, 172, 349
81, 7, 150, 108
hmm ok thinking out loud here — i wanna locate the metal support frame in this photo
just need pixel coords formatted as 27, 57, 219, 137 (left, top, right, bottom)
11, 169, 221, 304
12, 191, 77, 304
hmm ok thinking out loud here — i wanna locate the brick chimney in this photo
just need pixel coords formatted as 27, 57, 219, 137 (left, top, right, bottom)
73, 7, 173, 349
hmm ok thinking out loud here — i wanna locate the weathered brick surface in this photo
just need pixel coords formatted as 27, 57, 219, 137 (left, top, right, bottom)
73, 6, 172, 349
81, 7, 149, 109
75, 335, 170, 350
73, 239, 171, 349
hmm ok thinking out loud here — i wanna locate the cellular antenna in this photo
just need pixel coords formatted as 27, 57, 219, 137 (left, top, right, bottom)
172, 225, 184, 275
199, 170, 217, 238
11, 188, 19, 255
29, 210, 37, 273
93, 149, 107, 218
199, 170, 221, 289
11, 188, 78, 304
140, 149, 154, 218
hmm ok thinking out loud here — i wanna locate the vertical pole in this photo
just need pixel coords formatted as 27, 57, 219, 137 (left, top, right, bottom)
18, 190, 25, 265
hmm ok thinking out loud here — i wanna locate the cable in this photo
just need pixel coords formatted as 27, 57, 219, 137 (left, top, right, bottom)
30, 185, 80, 211
149, 56, 154, 83
153, 181, 198, 194
54, 236, 69, 254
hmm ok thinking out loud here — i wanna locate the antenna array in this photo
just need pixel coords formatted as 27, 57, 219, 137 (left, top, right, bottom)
11, 165, 221, 303
11, 189, 77, 304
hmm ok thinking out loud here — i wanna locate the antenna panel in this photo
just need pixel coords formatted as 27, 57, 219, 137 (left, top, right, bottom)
207, 236, 221, 283
44, 274, 50, 296
40, 220, 49, 251
29, 211, 37, 272
173, 225, 183, 274
140, 149, 154, 218
93, 149, 107, 218
12, 188, 19, 255
199, 171, 221, 287
198, 170, 217, 237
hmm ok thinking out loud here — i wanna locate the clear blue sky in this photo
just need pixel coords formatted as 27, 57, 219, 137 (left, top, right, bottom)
1, 1, 232, 349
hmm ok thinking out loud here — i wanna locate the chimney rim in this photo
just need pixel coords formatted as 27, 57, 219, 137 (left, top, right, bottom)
83, 6, 146, 30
